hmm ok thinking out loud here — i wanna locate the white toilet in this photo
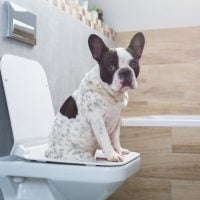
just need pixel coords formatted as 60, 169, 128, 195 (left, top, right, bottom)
0, 54, 140, 200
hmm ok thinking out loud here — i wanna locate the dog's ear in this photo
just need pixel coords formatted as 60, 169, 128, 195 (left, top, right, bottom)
127, 32, 145, 59
88, 34, 109, 63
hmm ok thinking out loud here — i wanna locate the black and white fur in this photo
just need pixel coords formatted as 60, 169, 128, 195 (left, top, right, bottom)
45, 32, 145, 162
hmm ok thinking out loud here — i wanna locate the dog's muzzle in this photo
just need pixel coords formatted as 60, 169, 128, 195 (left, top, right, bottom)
118, 68, 134, 89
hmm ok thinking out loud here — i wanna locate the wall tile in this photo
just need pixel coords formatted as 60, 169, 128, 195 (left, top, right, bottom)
109, 177, 171, 200
117, 27, 200, 65
172, 180, 200, 200
120, 127, 172, 153
138, 153, 200, 180
122, 63, 200, 116
172, 128, 200, 154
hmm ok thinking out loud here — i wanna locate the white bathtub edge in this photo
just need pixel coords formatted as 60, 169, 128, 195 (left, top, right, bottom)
121, 115, 200, 127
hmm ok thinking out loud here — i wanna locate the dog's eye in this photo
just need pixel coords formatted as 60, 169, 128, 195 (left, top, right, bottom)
130, 61, 137, 68
108, 66, 115, 71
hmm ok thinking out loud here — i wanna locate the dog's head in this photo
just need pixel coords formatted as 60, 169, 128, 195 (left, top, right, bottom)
88, 32, 145, 92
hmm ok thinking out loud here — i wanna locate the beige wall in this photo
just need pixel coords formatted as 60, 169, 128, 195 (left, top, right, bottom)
109, 27, 200, 200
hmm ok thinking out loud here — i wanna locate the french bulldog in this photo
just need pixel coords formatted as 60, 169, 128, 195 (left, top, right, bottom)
45, 32, 145, 162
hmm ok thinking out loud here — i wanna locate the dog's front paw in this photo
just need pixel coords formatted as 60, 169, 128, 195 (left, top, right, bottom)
107, 151, 123, 162
115, 147, 130, 155
121, 148, 130, 155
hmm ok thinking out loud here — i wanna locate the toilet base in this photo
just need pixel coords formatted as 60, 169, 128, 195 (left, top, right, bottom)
0, 176, 123, 200
0, 176, 55, 200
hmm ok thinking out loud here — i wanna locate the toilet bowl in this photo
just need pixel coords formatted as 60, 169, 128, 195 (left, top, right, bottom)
0, 54, 140, 200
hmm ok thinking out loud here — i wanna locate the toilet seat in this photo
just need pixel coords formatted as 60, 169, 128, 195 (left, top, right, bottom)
0, 54, 140, 167
0, 154, 140, 184
19, 143, 140, 166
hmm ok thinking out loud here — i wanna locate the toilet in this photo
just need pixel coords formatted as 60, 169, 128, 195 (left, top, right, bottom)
0, 54, 140, 200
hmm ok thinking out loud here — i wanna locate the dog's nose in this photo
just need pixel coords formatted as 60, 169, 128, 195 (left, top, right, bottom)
119, 68, 133, 81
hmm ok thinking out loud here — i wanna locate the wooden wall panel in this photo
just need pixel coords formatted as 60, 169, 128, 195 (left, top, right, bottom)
109, 177, 171, 200
172, 128, 200, 153
122, 62, 200, 116
138, 153, 200, 180
109, 178, 200, 200
120, 127, 172, 153
113, 27, 200, 200
118, 27, 200, 117
112, 126, 200, 199
172, 180, 200, 200
117, 27, 200, 65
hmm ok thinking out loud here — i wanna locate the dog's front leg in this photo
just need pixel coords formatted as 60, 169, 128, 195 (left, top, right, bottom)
110, 119, 130, 155
90, 116, 123, 162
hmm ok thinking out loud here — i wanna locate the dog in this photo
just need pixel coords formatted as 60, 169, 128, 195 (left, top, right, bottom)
45, 32, 145, 162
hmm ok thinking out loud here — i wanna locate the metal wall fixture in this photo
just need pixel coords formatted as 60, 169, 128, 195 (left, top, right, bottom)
5, 1, 37, 45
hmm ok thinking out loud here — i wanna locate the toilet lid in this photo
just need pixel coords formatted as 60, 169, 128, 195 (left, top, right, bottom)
0, 54, 55, 156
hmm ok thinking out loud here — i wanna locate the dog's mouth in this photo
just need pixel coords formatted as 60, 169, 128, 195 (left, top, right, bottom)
123, 80, 134, 88
110, 78, 137, 92
119, 80, 135, 91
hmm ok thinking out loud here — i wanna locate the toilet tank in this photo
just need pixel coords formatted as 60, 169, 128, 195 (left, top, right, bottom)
0, 54, 55, 156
